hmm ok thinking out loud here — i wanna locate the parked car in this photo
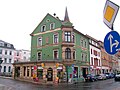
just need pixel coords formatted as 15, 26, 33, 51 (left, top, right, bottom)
114, 73, 120, 81
105, 73, 115, 79
96, 74, 106, 80
85, 74, 97, 82
105, 73, 111, 79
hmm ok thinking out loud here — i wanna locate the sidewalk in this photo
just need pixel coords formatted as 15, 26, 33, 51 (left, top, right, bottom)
0, 76, 13, 80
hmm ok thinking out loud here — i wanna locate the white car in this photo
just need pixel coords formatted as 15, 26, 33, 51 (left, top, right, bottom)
114, 73, 120, 81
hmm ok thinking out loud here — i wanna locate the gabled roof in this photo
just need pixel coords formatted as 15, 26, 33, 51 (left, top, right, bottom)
30, 13, 62, 35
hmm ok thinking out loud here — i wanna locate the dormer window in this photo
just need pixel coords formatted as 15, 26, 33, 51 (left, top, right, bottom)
41, 25, 46, 32
0, 42, 4, 46
7, 44, 11, 47
50, 23, 55, 30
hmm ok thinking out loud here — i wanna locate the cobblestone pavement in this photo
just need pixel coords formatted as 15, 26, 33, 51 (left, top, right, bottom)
0, 77, 120, 90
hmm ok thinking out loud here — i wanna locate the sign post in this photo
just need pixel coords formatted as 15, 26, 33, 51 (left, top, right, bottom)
103, 0, 119, 55
104, 31, 120, 55
103, 0, 119, 29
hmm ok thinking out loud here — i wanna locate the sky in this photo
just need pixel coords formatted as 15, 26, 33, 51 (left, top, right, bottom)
0, 0, 120, 50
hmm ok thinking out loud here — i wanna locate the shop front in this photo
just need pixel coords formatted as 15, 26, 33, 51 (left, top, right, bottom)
13, 61, 65, 84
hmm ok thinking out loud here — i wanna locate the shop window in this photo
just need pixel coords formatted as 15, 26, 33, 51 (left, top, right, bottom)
24, 67, 26, 76
37, 69, 43, 79
73, 67, 78, 78
27, 67, 29, 77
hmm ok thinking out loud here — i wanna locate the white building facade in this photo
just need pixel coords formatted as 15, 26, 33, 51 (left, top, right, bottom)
86, 35, 101, 75
0, 40, 30, 76
0, 40, 15, 75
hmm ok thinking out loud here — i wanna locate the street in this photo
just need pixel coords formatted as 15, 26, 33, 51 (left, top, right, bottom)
0, 78, 120, 90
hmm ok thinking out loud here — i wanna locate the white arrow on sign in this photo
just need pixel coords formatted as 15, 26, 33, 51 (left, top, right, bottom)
108, 34, 119, 52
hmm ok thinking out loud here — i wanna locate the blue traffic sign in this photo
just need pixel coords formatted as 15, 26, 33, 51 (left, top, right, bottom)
104, 31, 120, 55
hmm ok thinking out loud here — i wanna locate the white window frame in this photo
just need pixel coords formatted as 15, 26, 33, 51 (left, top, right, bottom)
53, 49, 59, 60
37, 52, 42, 61
41, 25, 46, 32
50, 23, 55, 30
53, 33, 59, 44
37, 37, 42, 46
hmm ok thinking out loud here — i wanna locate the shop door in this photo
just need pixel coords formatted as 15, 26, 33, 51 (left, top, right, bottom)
47, 67, 53, 81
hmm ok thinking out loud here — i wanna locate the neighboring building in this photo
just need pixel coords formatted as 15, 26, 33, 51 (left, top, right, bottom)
13, 8, 90, 83
98, 41, 113, 74
86, 35, 101, 75
117, 52, 120, 72
0, 40, 15, 75
14, 49, 30, 62
0, 40, 30, 76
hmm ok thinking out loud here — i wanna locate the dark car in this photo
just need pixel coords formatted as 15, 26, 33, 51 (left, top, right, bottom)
114, 73, 120, 81
85, 74, 97, 82
105, 73, 115, 79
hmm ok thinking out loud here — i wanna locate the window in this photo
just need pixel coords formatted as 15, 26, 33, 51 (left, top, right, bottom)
8, 66, 11, 72
94, 50, 97, 56
91, 49, 92, 54
38, 37, 42, 46
17, 51, 19, 56
9, 51, 12, 55
4, 66, 6, 72
4, 58, 7, 63
24, 56, 26, 60
53, 50, 58, 59
81, 53, 83, 61
0, 42, 4, 46
5, 50, 7, 55
50, 23, 55, 30
37, 52, 42, 60
65, 32, 71, 42
85, 55, 87, 61
73, 51, 75, 59
72, 34, 75, 43
0, 49, 2, 54
41, 25, 46, 32
7, 44, 11, 47
85, 41, 87, 48
91, 57, 93, 65
53, 34, 58, 44
65, 48, 71, 59
81, 39, 83, 47
9, 59, 11, 63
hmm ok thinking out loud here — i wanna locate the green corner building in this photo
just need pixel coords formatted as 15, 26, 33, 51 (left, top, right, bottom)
13, 8, 90, 83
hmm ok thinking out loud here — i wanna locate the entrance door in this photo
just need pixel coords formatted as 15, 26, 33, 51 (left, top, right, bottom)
82, 68, 86, 78
47, 67, 53, 81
